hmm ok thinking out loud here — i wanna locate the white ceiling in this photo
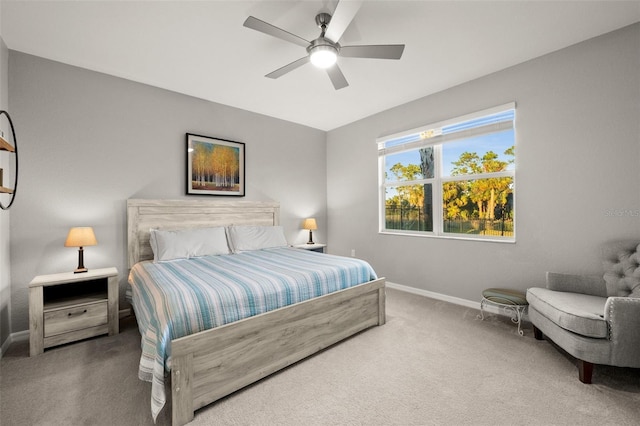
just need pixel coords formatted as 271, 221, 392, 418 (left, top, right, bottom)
2, 1, 639, 131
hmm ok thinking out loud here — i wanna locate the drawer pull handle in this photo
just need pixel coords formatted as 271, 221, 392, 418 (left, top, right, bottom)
68, 309, 88, 317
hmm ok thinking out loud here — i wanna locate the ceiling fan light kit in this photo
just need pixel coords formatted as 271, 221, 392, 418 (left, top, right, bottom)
243, 0, 405, 90
308, 42, 338, 69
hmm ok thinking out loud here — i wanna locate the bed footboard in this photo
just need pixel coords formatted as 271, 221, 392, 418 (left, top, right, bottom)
170, 277, 386, 426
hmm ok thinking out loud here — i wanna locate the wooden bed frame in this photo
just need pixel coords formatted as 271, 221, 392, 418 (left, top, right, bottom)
126, 199, 386, 426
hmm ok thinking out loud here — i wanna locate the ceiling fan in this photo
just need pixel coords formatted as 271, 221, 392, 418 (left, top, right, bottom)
243, 0, 405, 90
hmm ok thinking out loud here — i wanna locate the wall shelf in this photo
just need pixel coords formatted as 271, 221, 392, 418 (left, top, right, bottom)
0, 186, 13, 194
0, 135, 15, 152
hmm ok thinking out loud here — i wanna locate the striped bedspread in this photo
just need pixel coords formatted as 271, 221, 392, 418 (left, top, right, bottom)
127, 247, 378, 421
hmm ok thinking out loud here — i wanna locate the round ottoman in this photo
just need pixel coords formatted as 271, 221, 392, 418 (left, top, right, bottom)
478, 288, 528, 336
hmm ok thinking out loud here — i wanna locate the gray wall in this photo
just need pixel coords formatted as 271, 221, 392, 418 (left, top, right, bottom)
0, 35, 10, 349
326, 23, 640, 301
8, 51, 327, 333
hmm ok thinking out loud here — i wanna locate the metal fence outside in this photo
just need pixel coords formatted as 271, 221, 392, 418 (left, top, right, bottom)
385, 206, 513, 236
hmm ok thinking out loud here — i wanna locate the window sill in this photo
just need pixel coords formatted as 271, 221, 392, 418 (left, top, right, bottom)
379, 230, 515, 244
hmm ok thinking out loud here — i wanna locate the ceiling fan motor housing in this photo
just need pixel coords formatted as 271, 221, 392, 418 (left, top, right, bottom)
307, 37, 340, 55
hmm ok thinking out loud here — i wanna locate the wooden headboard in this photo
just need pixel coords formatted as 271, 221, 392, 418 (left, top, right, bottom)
127, 199, 280, 268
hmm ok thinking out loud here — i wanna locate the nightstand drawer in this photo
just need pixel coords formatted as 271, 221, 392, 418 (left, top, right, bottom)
44, 300, 108, 337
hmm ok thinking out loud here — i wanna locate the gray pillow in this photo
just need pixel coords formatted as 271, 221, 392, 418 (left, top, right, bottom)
150, 226, 230, 262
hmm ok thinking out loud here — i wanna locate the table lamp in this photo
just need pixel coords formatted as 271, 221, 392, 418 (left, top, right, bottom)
64, 227, 97, 273
302, 218, 317, 245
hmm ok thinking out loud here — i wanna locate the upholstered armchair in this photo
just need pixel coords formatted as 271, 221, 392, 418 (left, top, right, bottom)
526, 240, 640, 383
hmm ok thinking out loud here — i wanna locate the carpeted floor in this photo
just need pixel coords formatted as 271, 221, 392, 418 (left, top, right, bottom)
2, 288, 639, 425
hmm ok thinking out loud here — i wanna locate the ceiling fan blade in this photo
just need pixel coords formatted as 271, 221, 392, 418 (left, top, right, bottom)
265, 56, 309, 79
324, 0, 362, 43
326, 64, 349, 90
243, 16, 310, 48
339, 44, 405, 60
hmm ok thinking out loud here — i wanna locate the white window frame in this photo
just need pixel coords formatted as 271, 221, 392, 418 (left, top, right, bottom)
377, 103, 516, 242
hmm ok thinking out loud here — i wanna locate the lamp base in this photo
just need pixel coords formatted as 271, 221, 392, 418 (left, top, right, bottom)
74, 247, 88, 273
307, 230, 314, 245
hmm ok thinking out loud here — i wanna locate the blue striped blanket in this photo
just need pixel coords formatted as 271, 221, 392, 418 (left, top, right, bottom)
127, 247, 378, 421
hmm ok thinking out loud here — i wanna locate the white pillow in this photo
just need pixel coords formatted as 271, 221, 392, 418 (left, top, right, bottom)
226, 225, 288, 253
149, 227, 230, 261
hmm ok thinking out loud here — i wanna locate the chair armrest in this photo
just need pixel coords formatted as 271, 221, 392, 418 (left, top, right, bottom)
605, 297, 640, 366
546, 272, 607, 297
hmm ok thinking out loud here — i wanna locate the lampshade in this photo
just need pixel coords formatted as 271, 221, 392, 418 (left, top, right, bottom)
64, 227, 98, 248
302, 218, 318, 230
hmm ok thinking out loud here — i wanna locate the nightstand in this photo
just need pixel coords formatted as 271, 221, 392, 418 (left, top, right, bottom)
28, 267, 119, 356
294, 243, 326, 253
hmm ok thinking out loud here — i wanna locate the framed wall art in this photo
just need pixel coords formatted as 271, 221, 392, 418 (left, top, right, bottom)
186, 133, 245, 196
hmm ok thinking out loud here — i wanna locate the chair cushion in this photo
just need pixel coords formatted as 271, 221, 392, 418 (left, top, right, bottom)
482, 288, 528, 305
526, 287, 608, 338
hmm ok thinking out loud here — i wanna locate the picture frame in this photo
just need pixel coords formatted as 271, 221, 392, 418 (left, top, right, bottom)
186, 133, 245, 196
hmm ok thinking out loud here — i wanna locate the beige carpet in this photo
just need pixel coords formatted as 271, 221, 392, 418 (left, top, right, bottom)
2, 288, 639, 425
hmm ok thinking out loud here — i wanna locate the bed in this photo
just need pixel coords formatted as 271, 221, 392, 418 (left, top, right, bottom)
126, 199, 386, 425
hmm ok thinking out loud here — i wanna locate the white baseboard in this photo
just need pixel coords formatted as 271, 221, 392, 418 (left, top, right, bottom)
0, 307, 133, 359
386, 281, 524, 318
0, 329, 28, 358
119, 307, 132, 319
386, 281, 482, 308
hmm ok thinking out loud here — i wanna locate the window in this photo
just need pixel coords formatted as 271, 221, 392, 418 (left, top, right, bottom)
378, 103, 515, 241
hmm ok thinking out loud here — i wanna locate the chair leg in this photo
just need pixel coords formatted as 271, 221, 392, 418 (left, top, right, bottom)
578, 360, 593, 384
533, 325, 544, 340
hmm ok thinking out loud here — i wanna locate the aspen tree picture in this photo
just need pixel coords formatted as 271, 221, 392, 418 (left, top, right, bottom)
187, 134, 245, 196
